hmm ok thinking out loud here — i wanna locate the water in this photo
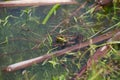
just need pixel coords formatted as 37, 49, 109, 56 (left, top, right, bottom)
0, 0, 119, 80
0, 3, 80, 80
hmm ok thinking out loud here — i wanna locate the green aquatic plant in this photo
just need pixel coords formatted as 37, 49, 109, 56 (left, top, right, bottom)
42, 4, 60, 24
0, 0, 120, 80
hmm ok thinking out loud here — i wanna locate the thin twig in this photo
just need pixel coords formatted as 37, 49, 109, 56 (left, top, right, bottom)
2, 29, 119, 72
51, 0, 89, 32
71, 31, 120, 80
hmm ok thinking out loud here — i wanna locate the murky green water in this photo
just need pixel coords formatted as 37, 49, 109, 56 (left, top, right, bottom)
0, 4, 81, 80
0, 0, 119, 80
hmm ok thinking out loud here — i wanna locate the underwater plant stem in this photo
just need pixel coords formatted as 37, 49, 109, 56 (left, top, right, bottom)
2, 29, 120, 72
42, 4, 60, 24
71, 30, 120, 80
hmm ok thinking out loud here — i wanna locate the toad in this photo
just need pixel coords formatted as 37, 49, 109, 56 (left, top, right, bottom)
52, 34, 84, 50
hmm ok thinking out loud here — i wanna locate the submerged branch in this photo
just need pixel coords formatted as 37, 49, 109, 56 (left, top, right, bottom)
0, 0, 77, 7
2, 29, 119, 72
72, 45, 110, 80
51, 0, 89, 32
72, 31, 120, 80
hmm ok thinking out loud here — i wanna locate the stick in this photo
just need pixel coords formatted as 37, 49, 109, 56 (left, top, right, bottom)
71, 31, 120, 80
0, 0, 77, 7
51, 0, 89, 32
72, 45, 110, 80
2, 29, 119, 72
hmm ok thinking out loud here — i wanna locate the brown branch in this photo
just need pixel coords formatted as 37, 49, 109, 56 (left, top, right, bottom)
2, 29, 119, 72
72, 45, 110, 80
71, 31, 120, 80
0, 0, 77, 7
51, 0, 89, 32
